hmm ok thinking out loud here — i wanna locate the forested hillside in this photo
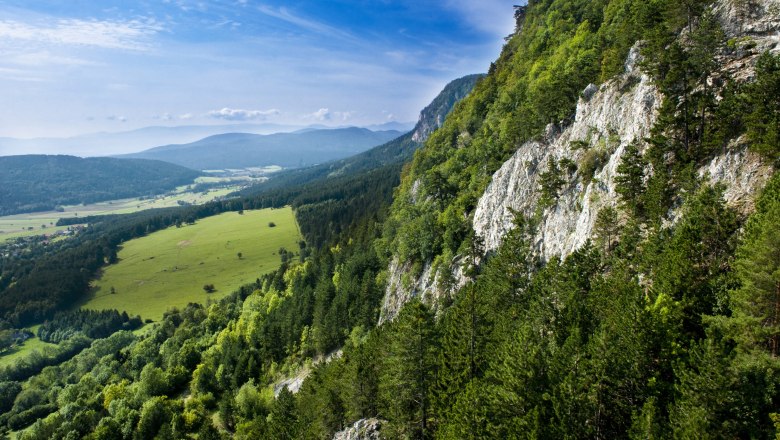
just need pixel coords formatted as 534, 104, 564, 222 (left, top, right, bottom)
0, 156, 202, 216
1, 0, 779, 439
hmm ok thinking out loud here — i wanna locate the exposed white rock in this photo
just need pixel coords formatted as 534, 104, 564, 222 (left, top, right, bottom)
273, 349, 343, 397
698, 144, 774, 215
332, 418, 383, 440
473, 45, 661, 261
379, 258, 440, 325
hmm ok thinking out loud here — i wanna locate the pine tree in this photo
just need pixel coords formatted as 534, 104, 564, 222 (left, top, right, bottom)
615, 143, 646, 217
380, 300, 438, 439
267, 387, 299, 440
730, 175, 780, 355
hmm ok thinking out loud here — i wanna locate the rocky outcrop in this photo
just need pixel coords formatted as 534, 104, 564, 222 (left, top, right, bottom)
473, 45, 660, 260
332, 418, 383, 440
273, 349, 343, 397
379, 45, 660, 323
697, 143, 774, 215
411, 74, 484, 143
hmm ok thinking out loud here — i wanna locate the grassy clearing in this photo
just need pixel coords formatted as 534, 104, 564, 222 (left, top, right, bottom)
0, 185, 242, 242
82, 207, 300, 321
0, 326, 58, 368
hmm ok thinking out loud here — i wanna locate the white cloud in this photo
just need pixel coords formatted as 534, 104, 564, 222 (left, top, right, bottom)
0, 18, 163, 51
151, 112, 175, 121
107, 115, 127, 122
179, 113, 194, 120
207, 107, 280, 121
307, 108, 353, 122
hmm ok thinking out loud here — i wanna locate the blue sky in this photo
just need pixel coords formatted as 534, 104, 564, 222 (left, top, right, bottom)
0, 0, 517, 138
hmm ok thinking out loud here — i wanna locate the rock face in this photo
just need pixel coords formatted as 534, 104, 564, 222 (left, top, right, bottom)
411, 74, 484, 143
332, 418, 383, 440
378, 0, 779, 323
697, 145, 774, 215
474, 45, 660, 260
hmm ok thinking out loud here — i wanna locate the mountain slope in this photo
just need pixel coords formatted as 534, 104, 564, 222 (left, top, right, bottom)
119, 127, 401, 170
3, 1, 780, 439
0, 155, 202, 216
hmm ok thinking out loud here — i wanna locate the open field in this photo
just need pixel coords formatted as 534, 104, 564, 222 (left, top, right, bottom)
0, 184, 243, 242
82, 207, 301, 321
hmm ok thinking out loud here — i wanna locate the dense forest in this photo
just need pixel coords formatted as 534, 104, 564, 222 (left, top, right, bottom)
0, 0, 779, 438
0, 156, 202, 216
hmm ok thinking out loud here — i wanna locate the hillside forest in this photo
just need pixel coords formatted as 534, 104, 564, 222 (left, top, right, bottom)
0, 0, 779, 439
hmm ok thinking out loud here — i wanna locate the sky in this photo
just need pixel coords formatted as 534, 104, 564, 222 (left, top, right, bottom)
0, 0, 518, 139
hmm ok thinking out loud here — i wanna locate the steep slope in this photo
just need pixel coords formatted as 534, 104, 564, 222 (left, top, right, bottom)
4, 2, 780, 439
120, 127, 401, 170
0, 155, 202, 216
380, 0, 780, 322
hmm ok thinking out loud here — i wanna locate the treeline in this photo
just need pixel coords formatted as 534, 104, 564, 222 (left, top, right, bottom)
37, 309, 142, 343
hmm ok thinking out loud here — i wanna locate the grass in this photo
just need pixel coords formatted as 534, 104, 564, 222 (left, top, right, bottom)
0, 325, 58, 368
0, 184, 243, 242
82, 207, 301, 321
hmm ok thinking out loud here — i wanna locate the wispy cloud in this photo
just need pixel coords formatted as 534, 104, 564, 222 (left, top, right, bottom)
307, 108, 353, 122
207, 107, 280, 121
256, 5, 356, 41
444, 0, 517, 38
0, 18, 163, 51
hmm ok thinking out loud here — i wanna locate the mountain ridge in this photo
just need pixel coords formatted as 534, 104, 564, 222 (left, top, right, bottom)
118, 127, 401, 170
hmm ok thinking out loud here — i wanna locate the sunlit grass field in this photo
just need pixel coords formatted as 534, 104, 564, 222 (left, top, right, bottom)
83, 207, 300, 321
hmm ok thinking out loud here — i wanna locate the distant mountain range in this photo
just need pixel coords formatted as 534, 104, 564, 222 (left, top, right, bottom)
117, 127, 403, 170
0, 155, 202, 216
241, 74, 485, 195
0, 122, 415, 157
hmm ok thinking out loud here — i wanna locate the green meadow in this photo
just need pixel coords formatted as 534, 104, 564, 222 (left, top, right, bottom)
83, 207, 300, 321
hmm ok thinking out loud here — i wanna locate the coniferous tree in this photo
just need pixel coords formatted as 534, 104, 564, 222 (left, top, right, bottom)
728, 175, 780, 355
381, 300, 438, 439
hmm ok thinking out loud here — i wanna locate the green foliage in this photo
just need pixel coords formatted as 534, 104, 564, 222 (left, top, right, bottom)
267, 388, 299, 440
37, 309, 141, 344
538, 157, 568, 207
615, 142, 647, 217
727, 173, 780, 355
744, 52, 780, 162
380, 300, 438, 439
